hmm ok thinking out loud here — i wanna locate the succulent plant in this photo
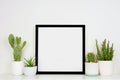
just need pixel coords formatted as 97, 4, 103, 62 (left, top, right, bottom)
96, 39, 114, 61
24, 57, 35, 67
8, 34, 27, 61
86, 52, 97, 63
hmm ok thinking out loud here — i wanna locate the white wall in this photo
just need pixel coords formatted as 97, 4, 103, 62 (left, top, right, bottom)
0, 0, 120, 74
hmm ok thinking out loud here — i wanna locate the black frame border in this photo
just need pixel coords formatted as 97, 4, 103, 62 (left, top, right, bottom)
35, 25, 85, 74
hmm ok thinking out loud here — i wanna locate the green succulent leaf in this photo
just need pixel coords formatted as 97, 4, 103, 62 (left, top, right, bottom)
24, 57, 35, 67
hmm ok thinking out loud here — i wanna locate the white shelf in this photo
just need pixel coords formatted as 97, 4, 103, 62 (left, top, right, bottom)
0, 74, 120, 80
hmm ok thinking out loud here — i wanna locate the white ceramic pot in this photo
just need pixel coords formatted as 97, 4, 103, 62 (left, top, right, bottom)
23, 66, 37, 76
85, 63, 98, 76
98, 61, 113, 76
11, 61, 24, 75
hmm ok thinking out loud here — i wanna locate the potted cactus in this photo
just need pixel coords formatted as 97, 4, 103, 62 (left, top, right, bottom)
8, 34, 27, 75
85, 52, 98, 76
23, 57, 37, 76
96, 39, 114, 76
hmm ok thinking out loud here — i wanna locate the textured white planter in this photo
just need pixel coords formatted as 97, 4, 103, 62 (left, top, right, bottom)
23, 66, 37, 76
99, 61, 113, 76
85, 63, 98, 76
11, 61, 24, 75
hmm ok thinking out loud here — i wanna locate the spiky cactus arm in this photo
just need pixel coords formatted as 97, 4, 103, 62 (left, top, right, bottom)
16, 36, 21, 46
96, 40, 102, 60
22, 41, 27, 49
106, 41, 110, 60
8, 34, 15, 49
109, 44, 114, 60
102, 39, 107, 60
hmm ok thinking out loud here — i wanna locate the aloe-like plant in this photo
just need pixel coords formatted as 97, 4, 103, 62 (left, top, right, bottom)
8, 34, 27, 61
86, 52, 97, 63
96, 39, 114, 61
24, 57, 35, 67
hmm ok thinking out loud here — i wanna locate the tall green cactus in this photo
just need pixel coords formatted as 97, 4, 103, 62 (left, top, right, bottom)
8, 34, 27, 61
96, 39, 114, 61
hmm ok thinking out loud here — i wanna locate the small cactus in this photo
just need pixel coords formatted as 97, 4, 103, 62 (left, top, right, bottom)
86, 52, 97, 63
8, 34, 27, 61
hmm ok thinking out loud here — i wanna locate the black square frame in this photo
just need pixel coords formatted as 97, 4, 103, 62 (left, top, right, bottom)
35, 25, 85, 74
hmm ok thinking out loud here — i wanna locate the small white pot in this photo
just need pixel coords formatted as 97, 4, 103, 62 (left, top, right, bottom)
85, 63, 98, 76
11, 61, 24, 75
99, 61, 113, 76
23, 66, 37, 76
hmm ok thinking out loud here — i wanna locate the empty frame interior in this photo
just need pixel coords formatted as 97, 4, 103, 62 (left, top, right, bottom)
36, 25, 85, 74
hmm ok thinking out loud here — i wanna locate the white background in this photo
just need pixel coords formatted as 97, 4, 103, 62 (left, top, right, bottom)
38, 28, 83, 71
0, 0, 120, 75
